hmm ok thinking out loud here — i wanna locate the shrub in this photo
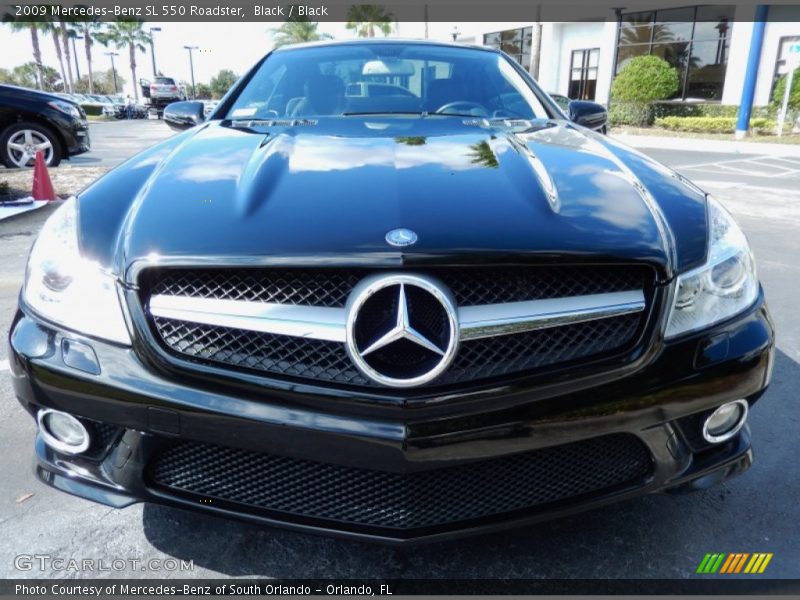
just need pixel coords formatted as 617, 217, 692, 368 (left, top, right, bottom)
654, 116, 774, 133
609, 102, 654, 126
611, 56, 680, 104
772, 72, 800, 110
610, 56, 680, 126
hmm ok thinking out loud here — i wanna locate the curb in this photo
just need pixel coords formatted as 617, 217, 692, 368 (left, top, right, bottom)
611, 132, 800, 157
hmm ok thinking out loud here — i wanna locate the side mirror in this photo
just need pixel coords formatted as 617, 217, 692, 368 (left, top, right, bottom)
568, 100, 608, 133
163, 101, 205, 131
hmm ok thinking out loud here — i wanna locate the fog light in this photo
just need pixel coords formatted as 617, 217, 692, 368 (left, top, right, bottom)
703, 400, 748, 443
37, 409, 90, 454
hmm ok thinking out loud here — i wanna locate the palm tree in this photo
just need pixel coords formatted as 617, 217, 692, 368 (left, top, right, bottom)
394, 136, 427, 146
59, 20, 77, 93
270, 17, 332, 48
346, 4, 394, 38
97, 19, 149, 101
76, 19, 103, 93
467, 141, 499, 169
3, 18, 49, 89
50, 24, 69, 92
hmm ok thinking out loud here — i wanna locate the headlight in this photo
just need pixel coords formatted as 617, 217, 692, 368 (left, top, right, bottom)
23, 199, 131, 345
47, 100, 81, 119
665, 196, 758, 338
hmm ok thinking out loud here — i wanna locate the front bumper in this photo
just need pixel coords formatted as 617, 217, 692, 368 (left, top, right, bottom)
63, 118, 90, 156
8, 293, 774, 544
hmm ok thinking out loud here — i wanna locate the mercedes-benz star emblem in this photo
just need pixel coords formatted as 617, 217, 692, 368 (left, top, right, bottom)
346, 274, 459, 388
385, 228, 418, 247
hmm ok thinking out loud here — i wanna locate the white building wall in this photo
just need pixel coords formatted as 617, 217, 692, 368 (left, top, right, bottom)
722, 5, 800, 106
756, 6, 800, 105
543, 22, 617, 104
467, 21, 617, 105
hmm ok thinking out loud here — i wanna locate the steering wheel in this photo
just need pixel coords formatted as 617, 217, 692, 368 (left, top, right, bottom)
434, 101, 487, 116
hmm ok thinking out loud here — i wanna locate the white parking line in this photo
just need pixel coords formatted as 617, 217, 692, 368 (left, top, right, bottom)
672, 155, 773, 170
770, 156, 800, 166
0, 359, 9, 372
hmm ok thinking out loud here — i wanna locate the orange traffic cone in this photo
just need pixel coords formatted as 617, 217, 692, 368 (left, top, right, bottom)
32, 150, 56, 201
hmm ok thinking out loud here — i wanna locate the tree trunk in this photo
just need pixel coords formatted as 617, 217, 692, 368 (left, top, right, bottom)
30, 27, 43, 90
52, 30, 68, 92
129, 43, 138, 101
61, 23, 74, 93
84, 31, 94, 93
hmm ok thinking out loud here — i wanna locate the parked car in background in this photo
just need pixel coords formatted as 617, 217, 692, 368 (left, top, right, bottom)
140, 76, 182, 117
76, 94, 116, 119
0, 84, 89, 167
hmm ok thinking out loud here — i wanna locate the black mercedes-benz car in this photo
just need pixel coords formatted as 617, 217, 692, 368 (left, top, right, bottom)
8, 41, 773, 544
0, 84, 90, 168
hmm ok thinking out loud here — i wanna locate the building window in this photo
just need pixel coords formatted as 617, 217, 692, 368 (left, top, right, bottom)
772, 36, 800, 99
484, 27, 533, 70
615, 5, 735, 100
569, 48, 600, 100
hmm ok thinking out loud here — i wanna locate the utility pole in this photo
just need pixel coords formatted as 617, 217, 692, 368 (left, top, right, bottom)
149, 27, 162, 77
184, 45, 198, 99
105, 51, 119, 94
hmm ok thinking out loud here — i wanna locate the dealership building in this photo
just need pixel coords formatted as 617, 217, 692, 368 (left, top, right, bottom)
455, 4, 800, 113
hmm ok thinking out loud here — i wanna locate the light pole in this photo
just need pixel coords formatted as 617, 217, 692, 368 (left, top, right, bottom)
105, 51, 119, 94
71, 35, 83, 80
149, 27, 162, 77
183, 45, 198, 99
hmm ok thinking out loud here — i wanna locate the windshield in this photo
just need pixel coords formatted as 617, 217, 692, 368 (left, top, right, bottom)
225, 43, 549, 120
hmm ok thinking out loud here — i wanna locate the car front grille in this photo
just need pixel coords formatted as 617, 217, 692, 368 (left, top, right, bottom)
149, 434, 653, 531
141, 265, 655, 390
152, 312, 641, 387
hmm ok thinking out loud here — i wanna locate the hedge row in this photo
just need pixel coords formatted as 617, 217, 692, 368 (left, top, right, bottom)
654, 116, 775, 133
610, 102, 773, 127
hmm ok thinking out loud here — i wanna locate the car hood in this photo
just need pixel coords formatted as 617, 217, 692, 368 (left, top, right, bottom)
77, 118, 708, 281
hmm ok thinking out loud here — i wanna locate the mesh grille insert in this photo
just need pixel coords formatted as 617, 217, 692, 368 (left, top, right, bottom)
152, 312, 641, 387
150, 434, 653, 530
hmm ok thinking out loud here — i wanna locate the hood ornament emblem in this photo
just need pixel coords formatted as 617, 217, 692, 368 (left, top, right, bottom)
346, 274, 459, 388
385, 228, 418, 247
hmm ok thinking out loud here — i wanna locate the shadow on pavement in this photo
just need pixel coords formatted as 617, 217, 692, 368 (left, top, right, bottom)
142, 350, 798, 579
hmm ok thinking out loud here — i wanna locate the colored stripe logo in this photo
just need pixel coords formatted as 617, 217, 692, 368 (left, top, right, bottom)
697, 553, 773, 574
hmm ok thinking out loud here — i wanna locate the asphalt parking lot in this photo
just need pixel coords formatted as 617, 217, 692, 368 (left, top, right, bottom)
0, 120, 798, 580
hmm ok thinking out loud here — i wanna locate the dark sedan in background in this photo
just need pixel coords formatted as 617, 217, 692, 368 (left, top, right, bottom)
9, 41, 773, 544
0, 84, 90, 167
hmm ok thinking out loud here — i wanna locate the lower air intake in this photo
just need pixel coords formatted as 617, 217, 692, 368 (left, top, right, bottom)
150, 434, 652, 531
